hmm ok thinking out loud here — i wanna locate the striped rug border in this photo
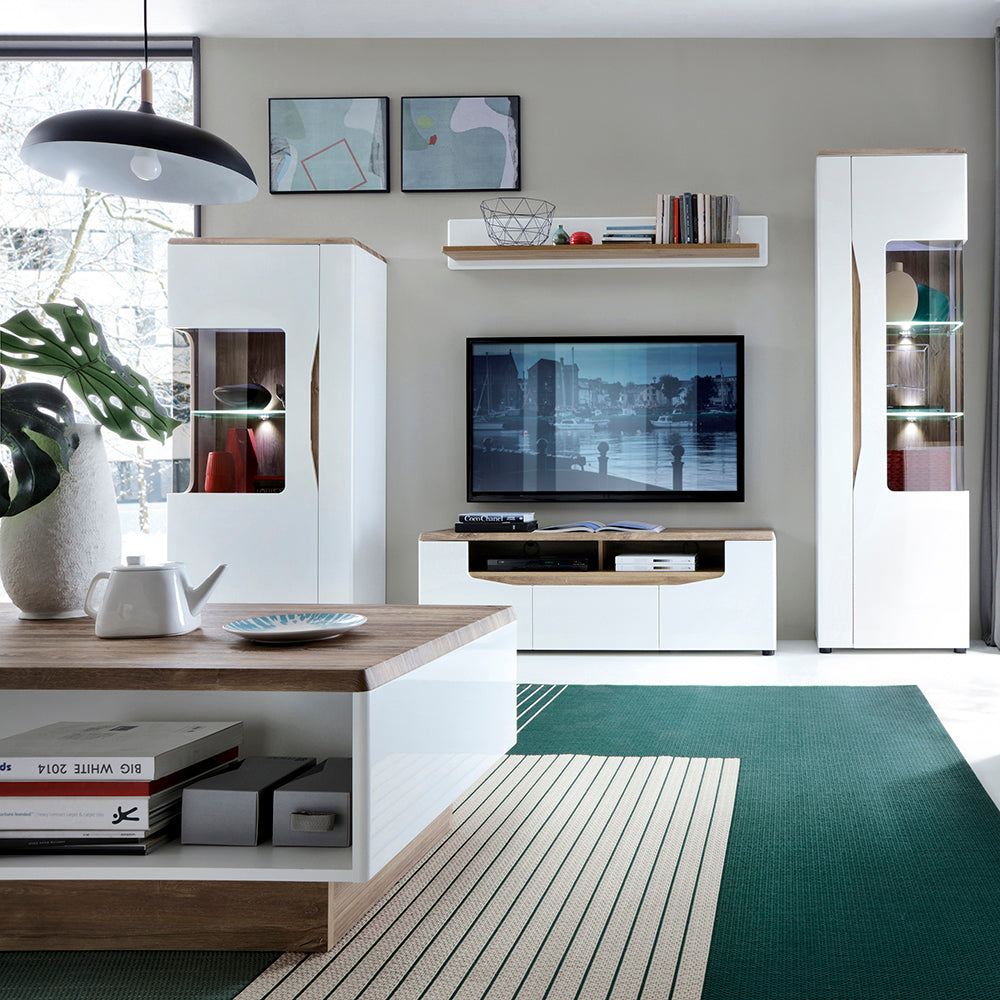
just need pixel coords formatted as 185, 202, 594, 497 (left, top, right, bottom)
516, 684, 567, 732
236, 754, 739, 1000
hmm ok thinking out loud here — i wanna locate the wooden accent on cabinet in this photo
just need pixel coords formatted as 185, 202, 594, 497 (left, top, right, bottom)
0, 879, 330, 951
442, 242, 760, 263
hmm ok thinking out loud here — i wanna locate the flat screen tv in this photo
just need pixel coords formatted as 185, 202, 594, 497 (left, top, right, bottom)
468, 335, 744, 502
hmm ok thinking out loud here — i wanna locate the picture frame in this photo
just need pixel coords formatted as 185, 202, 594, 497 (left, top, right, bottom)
401, 96, 520, 192
268, 97, 389, 193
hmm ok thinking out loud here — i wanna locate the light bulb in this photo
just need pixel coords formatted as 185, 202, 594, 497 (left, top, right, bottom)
130, 149, 162, 181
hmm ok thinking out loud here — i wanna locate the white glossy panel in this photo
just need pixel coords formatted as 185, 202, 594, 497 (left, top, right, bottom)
418, 541, 531, 647
814, 155, 856, 649
446, 215, 768, 269
658, 541, 776, 651
531, 585, 659, 650
354, 621, 517, 880
167, 243, 321, 602
168, 493, 317, 602
317, 245, 387, 604
849, 153, 968, 649
853, 492, 969, 648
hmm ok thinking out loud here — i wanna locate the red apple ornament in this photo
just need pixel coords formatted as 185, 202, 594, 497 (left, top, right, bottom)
569, 231, 593, 245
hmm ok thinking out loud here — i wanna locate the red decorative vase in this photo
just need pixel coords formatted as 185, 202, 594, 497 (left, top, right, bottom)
226, 427, 258, 493
204, 450, 237, 493
569, 231, 593, 245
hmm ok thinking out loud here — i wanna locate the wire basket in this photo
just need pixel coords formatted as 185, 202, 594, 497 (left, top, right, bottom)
481, 197, 556, 246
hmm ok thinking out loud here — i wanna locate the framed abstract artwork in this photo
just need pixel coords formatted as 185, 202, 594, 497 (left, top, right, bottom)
268, 97, 389, 193
401, 96, 520, 192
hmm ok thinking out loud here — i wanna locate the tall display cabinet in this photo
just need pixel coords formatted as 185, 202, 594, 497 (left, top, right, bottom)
166, 238, 387, 604
815, 150, 968, 651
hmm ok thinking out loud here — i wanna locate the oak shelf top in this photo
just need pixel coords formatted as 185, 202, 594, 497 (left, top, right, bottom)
169, 236, 386, 264
0, 603, 514, 693
420, 528, 776, 542
442, 242, 760, 263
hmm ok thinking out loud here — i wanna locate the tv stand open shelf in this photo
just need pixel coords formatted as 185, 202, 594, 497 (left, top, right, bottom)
419, 528, 776, 653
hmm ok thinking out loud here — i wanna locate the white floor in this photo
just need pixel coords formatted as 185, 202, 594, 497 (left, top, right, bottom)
518, 639, 1000, 810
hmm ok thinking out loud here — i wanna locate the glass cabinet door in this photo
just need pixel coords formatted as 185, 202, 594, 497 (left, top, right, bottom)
173, 328, 286, 494
884, 240, 963, 491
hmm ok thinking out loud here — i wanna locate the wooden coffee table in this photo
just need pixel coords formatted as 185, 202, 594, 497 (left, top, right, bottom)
0, 602, 517, 950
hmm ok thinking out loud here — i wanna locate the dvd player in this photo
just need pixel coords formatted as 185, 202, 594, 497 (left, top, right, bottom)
486, 557, 590, 571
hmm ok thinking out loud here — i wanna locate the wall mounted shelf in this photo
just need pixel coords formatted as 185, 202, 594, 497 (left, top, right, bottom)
443, 216, 767, 269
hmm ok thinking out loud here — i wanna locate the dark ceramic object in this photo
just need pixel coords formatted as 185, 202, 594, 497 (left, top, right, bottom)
213, 382, 272, 409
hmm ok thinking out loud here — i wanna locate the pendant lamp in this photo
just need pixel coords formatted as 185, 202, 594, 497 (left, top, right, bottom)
20, 2, 257, 205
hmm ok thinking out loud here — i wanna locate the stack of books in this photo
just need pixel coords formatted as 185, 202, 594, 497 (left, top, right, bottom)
654, 193, 739, 244
0, 720, 243, 854
454, 512, 538, 532
615, 553, 697, 572
600, 224, 655, 245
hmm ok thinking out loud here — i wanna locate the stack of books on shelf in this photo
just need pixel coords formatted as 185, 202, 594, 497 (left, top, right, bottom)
600, 224, 656, 245
615, 553, 697, 572
0, 720, 242, 855
654, 193, 740, 244
455, 512, 538, 532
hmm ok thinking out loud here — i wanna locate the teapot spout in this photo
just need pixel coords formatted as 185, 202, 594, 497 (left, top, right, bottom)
185, 564, 227, 616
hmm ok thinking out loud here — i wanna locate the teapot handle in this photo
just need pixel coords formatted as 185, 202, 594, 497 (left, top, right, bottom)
84, 572, 111, 619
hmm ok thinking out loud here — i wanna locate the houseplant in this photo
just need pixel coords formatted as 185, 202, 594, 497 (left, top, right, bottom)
0, 297, 180, 617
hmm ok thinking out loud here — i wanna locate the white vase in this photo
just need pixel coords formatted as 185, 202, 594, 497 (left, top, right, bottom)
0, 424, 122, 619
886, 261, 918, 324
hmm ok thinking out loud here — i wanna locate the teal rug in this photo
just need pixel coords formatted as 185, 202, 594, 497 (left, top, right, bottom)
514, 684, 1000, 1000
2, 684, 999, 999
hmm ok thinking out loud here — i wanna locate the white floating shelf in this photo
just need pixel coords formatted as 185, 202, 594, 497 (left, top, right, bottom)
443, 216, 768, 269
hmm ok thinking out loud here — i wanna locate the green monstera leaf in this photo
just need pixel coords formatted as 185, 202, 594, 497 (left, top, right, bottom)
0, 367, 80, 517
0, 297, 181, 443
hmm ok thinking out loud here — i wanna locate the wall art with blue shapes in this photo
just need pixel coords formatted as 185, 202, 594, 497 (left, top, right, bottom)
401, 96, 520, 192
269, 97, 389, 193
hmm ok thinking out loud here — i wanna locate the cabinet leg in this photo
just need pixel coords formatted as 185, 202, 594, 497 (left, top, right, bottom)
762, 649, 775, 656
819, 647, 833, 654
954, 647, 967, 654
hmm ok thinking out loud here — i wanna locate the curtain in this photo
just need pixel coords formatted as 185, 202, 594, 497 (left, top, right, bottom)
980, 28, 1000, 645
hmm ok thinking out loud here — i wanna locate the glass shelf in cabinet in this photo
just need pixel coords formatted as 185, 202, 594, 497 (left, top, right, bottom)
886, 320, 963, 335
190, 409, 286, 418
886, 408, 963, 420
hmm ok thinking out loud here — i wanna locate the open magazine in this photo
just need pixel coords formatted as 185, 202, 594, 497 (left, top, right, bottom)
536, 520, 664, 533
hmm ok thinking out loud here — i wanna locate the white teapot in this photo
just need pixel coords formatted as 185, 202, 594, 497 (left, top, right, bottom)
84, 556, 226, 639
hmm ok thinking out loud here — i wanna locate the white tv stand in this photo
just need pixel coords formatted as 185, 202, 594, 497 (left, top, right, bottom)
418, 528, 777, 654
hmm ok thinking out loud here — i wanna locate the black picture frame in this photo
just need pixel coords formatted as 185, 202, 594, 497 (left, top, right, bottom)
268, 96, 389, 193
401, 96, 520, 192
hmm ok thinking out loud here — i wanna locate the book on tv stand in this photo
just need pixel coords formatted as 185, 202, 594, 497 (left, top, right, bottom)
536, 520, 663, 533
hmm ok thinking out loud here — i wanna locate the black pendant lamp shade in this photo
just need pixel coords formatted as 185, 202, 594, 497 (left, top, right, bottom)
21, 44, 257, 205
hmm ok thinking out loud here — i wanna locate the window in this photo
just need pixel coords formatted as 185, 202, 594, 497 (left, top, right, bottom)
0, 38, 198, 585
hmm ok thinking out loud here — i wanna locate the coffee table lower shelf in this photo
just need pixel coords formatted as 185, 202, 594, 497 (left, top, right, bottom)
0, 808, 451, 951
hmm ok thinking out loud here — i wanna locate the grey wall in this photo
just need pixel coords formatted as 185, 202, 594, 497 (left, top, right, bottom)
199, 38, 994, 639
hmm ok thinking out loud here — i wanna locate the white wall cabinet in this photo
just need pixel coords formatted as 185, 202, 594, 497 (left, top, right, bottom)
167, 238, 386, 604
815, 151, 969, 651
418, 529, 777, 653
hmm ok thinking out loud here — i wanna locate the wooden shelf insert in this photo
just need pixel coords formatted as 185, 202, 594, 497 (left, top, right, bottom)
442, 242, 760, 263
469, 570, 724, 586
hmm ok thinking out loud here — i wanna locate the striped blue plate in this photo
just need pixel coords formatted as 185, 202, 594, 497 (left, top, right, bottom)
222, 612, 367, 644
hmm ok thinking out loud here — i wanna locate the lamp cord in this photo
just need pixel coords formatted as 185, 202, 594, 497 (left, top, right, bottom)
142, 0, 148, 68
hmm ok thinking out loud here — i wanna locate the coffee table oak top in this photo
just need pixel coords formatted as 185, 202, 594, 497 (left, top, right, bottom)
0, 603, 515, 693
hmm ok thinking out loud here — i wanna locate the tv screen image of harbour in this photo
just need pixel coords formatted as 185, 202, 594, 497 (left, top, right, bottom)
470, 339, 742, 496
